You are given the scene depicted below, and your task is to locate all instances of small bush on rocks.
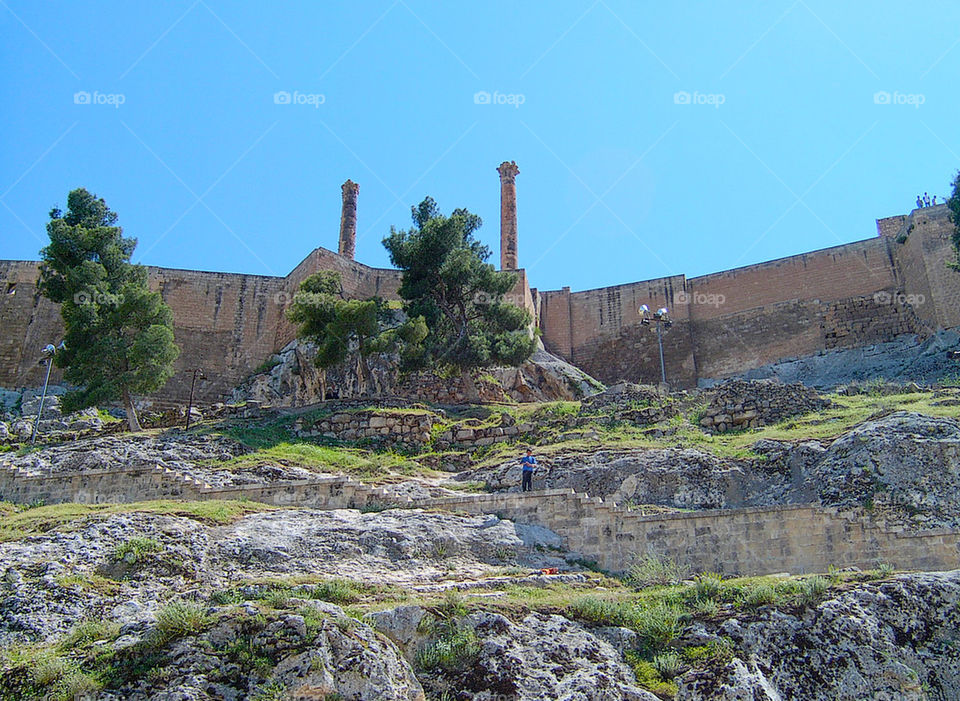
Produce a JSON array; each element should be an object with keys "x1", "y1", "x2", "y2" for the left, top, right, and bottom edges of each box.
[
  {"x1": 416, "y1": 623, "x2": 480, "y2": 672},
  {"x1": 693, "y1": 572, "x2": 723, "y2": 601},
  {"x1": 653, "y1": 650, "x2": 685, "y2": 680},
  {"x1": 112, "y1": 536, "x2": 162, "y2": 563},
  {"x1": 626, "y1": 554, "x2": 688, "y2": 588},
  {"x1": 153, "y1": 601, "x2": 210, "y2": 645}
]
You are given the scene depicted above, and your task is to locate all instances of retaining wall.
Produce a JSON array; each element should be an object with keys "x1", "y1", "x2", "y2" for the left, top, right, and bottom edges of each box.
[
  {"x1": 418, "y1": 489, "x2": 960, "y2": 576},
  {"x1": 2, "y1": 462, "x2": 957, "y2": 576}
]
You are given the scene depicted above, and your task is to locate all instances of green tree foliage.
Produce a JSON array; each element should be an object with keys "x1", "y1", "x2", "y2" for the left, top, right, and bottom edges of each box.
[
  {"x1": 382, "y1": 197, "x2": 536, "y2": 399},
  {"x1": 286, "y1": 271, "x2": 426, "y2": 397},
  {"x1": 39, "y1": 188, "x2": 180, "y2": 431},
  {"x1": 948, "y1": 171, "x2": 960, "y2": 268}
]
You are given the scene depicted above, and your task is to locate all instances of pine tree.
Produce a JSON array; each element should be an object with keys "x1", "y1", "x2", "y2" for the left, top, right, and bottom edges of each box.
[{"x1": 39, "y1": 188, "x2": 180, "y2": 431}]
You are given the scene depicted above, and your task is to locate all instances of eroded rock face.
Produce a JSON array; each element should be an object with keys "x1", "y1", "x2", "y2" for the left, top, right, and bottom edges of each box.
[
  {"x1": 678, "y1": 571, "x2": 960, "y2": 700},
  {"x1": 94, "y1": 606, "x2": 425, "y2": 701},
  {"x1": 234, "y1": 339, "x2": 602, "y2": 407},
  {"x1": 800, "y1": 412, "x2": 960, "y2": 527},
  {"x1": 420, "y1": 611, "x2": 658, "y2": 701},
  {"x1": 0, "y1": 508, "x2": 568, "y2": 646},
  {"x1": 468, "y1": 411, "x2": 960, "y2": 529},
  {"x1": 467, "y1": 448, "x2": 777, "y2": 511}
]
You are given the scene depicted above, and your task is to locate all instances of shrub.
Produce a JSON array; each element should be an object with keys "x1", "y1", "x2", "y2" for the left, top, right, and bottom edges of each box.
[
  {"x1": 632, "y1": 602, "x2": 684, "y2": 649},
  {"x1": 653, "y1": 650, "x2": 684, "y2": 680},
  {"x1": 740, "y1": 583, "x2": 776, "y2": 608},
  {"x1": 624, "y1": 652, "x2": 678, "y2": 697},
  {"x1": 311, "y1": 579, "x2": 362, "y2": 604},
  {"x1": 797, "y1": 576, "x2": 830, "y2": 605},
  {"x1": 438, "y1": 589, "x2": 469, "y2": 619},
  {"x1": 568, "y1": 596, "x2": 628, "y2": 626},
  {"x1": 415, "y1": 624, "x2": 480, "y2": 671},
  {"x1": 626, "y1": 554, "x2": 687, "y2": 588},
  {"x1": 112, "y1": 536, "x2": 162, "y2": 563},
  {"x1": 693, "y1": 572, "x2": 723, "y2": 601},
  {"x1": 153, "y1": 601, "x2": 210, "y2": 644}
]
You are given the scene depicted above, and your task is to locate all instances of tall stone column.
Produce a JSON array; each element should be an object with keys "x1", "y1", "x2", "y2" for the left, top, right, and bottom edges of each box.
[
  {"x1": 497, "y1": 161, "x2": 519, "y2": 270},
  {"x1": 338, "y1": 179, "x2": 359, "y2": 260}
]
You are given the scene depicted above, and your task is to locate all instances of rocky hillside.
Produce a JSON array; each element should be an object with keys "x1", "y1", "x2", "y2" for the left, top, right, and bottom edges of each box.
[
  {"x1": 233, "y1": 338, "x2": 603, "y2": 406},
  {"x1": 4, "y1": 380, "x2": 960, "y2": 698},
  {"x1": 1, "y1": 501, "x2": 958, "y2": 700}
]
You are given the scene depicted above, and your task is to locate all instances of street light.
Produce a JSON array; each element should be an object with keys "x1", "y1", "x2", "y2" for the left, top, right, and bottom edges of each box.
[
  {"x1": 185, "y1": 368, "x2": 204, "y2": 430},
  {"x1": 639, "y1": 306, "x2": 672, "y2": 385},
  {"x1": 31, "y1": 341, "x2": 66, "y2": 444}
]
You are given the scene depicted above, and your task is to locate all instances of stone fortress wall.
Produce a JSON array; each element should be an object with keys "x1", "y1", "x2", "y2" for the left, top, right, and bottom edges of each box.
[
  {"x1": 2, "y1": 162, "x2": 958, "y2": 400},
  {"x1": 536, "y1": 205, "x2": 960, "y2": 386}
]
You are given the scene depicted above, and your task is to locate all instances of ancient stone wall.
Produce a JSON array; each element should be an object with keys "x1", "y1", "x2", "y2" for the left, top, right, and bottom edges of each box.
[
  {"x1": 3, "y1": 204, "x2": 958, "y2": 399},
  {"x1": 418, "y1": 490, "x2": 960, "y2": 576},
  {"x1": 537, "y1": 209, "x2": 956, "y2": 387},
  {"x1": 0, "y1": 248, "x2": 406, "y2": 406},
  {"x1": 4, "y1": 463, "x2": 956, "y2": 576}
]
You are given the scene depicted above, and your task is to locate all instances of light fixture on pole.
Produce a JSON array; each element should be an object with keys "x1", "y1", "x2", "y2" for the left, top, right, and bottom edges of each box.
[
  {"x1": 185, "y1": 368, "x2": 204, "y2": 430},
  {"x1": 31, "y1": 341, "x2": 66, "y2": 444},
  {"x1": 639, "y1": 306, "x2": 672, "y2": 385}
]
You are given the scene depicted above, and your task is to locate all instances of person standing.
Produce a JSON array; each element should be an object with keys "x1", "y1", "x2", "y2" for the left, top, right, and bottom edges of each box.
[{"x1": 520, "y1": 448, "x2": 537, "y2": 492}]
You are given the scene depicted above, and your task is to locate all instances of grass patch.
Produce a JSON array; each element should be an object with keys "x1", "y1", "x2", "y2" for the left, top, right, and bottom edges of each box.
[
  {"x1": 112, "y1": 536, "x2": 162, "y2": 563},
  {"x1": 152, "y1": 600, "x2": 210, "y2": 645},
  {"x1": 55, "y1": 572, "x2": 122, "y2": 596},
  {"x1": 415, "y1": 621, "x2": 481, "y2": 672},
  {"x1": 0, "y1": 500, "x2": 276, "y2": 542},
  {"x1": 207, "y1": 441, "x2": 434, "y2": 483}
]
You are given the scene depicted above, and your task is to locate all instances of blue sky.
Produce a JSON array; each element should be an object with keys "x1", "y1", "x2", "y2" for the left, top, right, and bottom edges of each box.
[{"x1": 2, "y1": 1, "x2": 958, "y2": 293}]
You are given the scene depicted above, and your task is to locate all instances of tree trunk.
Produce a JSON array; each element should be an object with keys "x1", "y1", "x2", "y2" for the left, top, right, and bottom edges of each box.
[
  {"x1": 320, "y1": 368, "x2": 327, "y2": 403},
  {"x1": 460, "y1": 368, "x2": 480, "y2": 403},
  {"x1": 356, "y1": 355, "x2": 366, "y2": 396},
  {"x1": 123, "y1": 388, "x2": 142, "y2": 432}
]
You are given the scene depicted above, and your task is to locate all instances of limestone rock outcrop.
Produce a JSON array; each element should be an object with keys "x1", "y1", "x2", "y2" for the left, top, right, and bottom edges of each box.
[
  {"x1": 234, "y1": 339, "x2": 602, "y2": 407},
  {"x1": 679, "y1": 571, "x2": 960, "y2": 700}
]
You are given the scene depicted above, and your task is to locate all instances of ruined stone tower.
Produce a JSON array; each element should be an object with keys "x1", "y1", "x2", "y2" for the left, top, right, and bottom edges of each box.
[
  {"x1": 338, "y1": 179, "x2": 359, "y2": 260},
  {"x1": 497, "y1": 161, "x2": 519, "y2": 270}
]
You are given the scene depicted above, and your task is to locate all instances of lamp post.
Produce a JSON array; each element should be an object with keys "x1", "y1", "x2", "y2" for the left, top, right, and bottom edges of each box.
[
  {"x1": 31, "y1": 341, "x2": 65, "y2": 444},
  {"x1": 639, "y1": 306, "x2": 672, "y2": 386},
  {"x1": 185, "y1": 368, "x2": 204, "y2": 430}
]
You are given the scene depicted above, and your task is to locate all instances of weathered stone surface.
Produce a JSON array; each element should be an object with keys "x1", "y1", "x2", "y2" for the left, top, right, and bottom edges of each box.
[
  {"x1": 420, "y1": 611, "x2": 657, "y2": 701},
  {"x1": 678, "y1": 571, "x2": 960, "y2": 700},
  {"x1": 235, "y1": 339, "x2": 602, "y2": 407}
]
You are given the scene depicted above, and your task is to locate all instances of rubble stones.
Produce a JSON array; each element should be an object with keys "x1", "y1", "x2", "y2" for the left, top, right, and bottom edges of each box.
[{"x1": 700, "y1": 379, "x2": 831, "y2": 432}]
